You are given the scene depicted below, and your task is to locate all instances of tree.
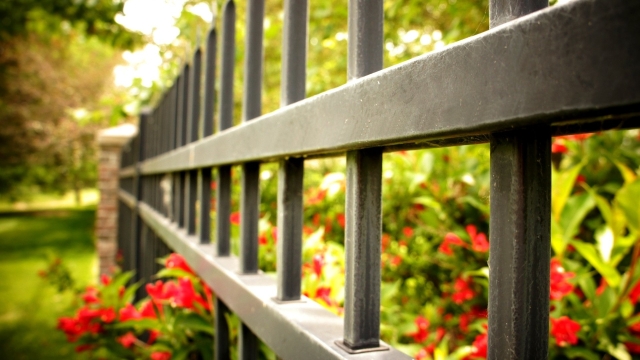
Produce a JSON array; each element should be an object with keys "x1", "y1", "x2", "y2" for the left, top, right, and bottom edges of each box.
[{"x1": 0, "y1": 0, "x2": 140, "y2": 201}]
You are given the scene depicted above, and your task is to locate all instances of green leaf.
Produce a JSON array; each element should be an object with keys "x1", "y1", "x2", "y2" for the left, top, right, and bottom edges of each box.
[
  {"x1": 615, "y1": 180, "x2": 640, "y2": 232},
  {"x1": 413, "y1": 196, "x2": 442, "y2": 211},
  {"x1": 563, "y1": 347, "x2": 602, "y2": 360},
  {"x1": 174, "y1": 313, "x2": 214, "y2": 335},
  {"x1": 607, "y1": 342, "x2": 632, "y2": 360},
  {"x1": 552, "y1": 163, "x2": 584, "y2": 221},
  {"x1": 559, "y1": 193, "x2": 595, "y2": 241},
  {"x1": 570, "y1": 241, "x2": 621, "y2": 287},
  {"x1": 577, "y1": 275, "x2": 596, "y2": 302},
  {"x1": 613, "y1": 160, "x2": 637, "y2": 185},
  {"x1": 551, "y1": 218, "x2": 566, "y2": 256}
]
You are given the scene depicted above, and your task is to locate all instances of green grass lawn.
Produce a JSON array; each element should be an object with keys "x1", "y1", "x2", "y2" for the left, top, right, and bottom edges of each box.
[{"x1": 0, "y1": 207, "x2": 97, "y2": 359}]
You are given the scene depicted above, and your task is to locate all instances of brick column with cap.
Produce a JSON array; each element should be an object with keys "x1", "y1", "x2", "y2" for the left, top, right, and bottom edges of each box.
[{"x1": 96, "y1": 124, "x2": 137, "y2": 276}]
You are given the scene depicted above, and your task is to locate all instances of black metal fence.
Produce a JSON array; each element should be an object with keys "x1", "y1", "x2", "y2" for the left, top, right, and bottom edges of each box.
[{"x1": 117, "y1": 0, "x2": 640, "y2": 358}]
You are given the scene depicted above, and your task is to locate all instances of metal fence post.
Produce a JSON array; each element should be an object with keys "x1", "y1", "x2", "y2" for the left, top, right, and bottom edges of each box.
[
  {"x1": 275, "y1": 0, "x2": 308, "y2": 303},
  {"x1": 488, "y1": 0, "x2": 550, "y2": 359},
  {"x1": 339, "y1": 0, "x2": 386, "y2": 353}
]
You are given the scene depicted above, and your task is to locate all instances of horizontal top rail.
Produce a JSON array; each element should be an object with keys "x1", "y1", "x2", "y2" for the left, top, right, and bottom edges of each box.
[{"x1": 121, "y1": 0, "x2": 640, "y2": 177}]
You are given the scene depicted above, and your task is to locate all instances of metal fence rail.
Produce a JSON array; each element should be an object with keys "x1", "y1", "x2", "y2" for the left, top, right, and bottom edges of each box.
[{"x1": 117, "y1": 0, "x2": 640, "y2": 358}]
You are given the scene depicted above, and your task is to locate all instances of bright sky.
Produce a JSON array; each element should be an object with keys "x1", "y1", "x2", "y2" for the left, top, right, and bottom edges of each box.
[{"x1": 113, "y1": 0, "x2": 213, "y2": 88}]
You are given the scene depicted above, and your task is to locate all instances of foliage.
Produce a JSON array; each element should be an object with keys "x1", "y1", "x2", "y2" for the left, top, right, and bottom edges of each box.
[
  {"x1": 211, "y1": 131, "x2": 640, "y2": 360},
  {"x1": 54, "y1": 254, "x2": 215, "y2": 359},
  {"x1": 0, "y1": 0, "x2": 141, "y2": 201}
]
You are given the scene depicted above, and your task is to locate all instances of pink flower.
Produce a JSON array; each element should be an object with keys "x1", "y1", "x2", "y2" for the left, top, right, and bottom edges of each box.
[{"x1": 550, "y1": 316, "x2": 581, "y2": 346}]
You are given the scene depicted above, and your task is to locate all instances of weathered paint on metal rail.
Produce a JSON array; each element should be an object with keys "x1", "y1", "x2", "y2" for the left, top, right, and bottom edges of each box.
[{"x1": 128, "y1": 0, "x2": 639, "y2": 176}]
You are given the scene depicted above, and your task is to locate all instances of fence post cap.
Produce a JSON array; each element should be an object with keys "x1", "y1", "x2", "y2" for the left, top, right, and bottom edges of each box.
[{"x1": 97, "y1": 123, "x2": 138, "y2": 147}]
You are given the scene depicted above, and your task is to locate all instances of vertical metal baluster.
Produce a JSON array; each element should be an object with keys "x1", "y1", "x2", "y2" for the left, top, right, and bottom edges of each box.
[
  {"x1": 173, "y1": 74, "x2": 183, "y2": 225},
  {"x1": 131, "y1": 112, "x2": 148, "y2": 299},
  {"x1": 216, "y1": 0, "x2": 235, "y2": 258},
  {"x1": 339, "y1": 0, "x2": 385, "y2": 353},
  {"x1": 199, "y1": 22, "x2": 216, "y2": 244},
  {"x1": 214, "y1": 4, "x2": 234, "y2": 359},
  {"x1": 488, "y1": 1, "x2": 549, "y2": 359},
  {"x1": 275, "y1": 0, "x2": 308, "y2": 302},
  {"x1": 179, "y1": 65, "x2": 190, "y2": 229},
  {"x1": 239, "y1": 0, "x2": 264, "y2": 358},
  {"x1": 185, "y1": 47, "x2": 202, "y2": 236}
]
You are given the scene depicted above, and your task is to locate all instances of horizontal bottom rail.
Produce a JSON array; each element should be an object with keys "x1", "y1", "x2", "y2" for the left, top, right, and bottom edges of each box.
[{"x1": 118, "y1": 190, "x2": 410, "y2": 360}]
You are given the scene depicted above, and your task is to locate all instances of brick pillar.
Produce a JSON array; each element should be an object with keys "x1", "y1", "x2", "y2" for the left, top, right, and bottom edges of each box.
[{"x1": 96, "y1": 124, "x2": 137, "y2": 277}]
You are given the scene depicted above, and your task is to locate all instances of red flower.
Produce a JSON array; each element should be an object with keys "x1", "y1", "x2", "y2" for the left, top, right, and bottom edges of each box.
[
  {"x1": 409, "y1": 315, "x2": 429, "y2": 343},
  {"x1": 259, "y1": 235, "x2": 268, "y2": 245},
  {"x1": 271, "y1": 227, "x2": 278, "y2": 243},
  {"x1": 337, "y1": 213, "x2": 346, "y2": 228},
  {"x1": 146, "y1": 280, "x2": 176, "y2": 302},
  {"x1": 439, "y1": 233, "x2": 466, "y2": 255},
  {"x1": 550, "y1": 316, "x2": 581, "y2": 346},
  {"x1": 210, "y1": 181, "x2": 217, "y2": 190},
  {"x1": 100, "y1": 274, "x2": 111, "y2": 286},
  {"x1": 82, "y1": 286, "x2": 100, "y2": 304},
  {"x1": 165, "y1": 253, "x2": 195, "y2": 275},
  {"x1": 381, "y1": 233, "x2": 391, "y2": 252},
  {"x1": 470, "y1": 332, "x2": 488, "y2": 358},
  {"x1": 173, "y1": 277, "x2": 210, "y2": 311},
  {"x1": 100, "y1": 307, "x2": 116, "y2": 323},
  {"x1": 148, "y1": 329, "x2": 160, "y2": 344},
  {"x1": 119, "y1": 303, "x2": 141, "y2": 322},
  {"x1": 625, "y1": 342, "x2": 640, "y2": 354},
  {"x1": 452, "y1": 277, "x2": 475, "y2": 304},
  {"x1": 435, "y1": 327, "x2": 446, "y2": 341},
  {"x1": 403, "y1": 227, "x2": 414, "y2": 238},
  {"x1": 230, "y1": 212, "x2": 240, "y2": 225},
  {"x1": 140, "y1": 300, "x2": 162, "y2": 319},
  {"x1": 389, "y1": 255, "x2": 402, "y2": 267},
  {"x1": 75, "y1": 344, "x2": 94, "y2": 353},
  {"x1": 315, "y1": 287, "x2": 334, "y2": 306},
  {"x1": 550, "y1": 258, "x2": 574, "y2": 300},
  {"x1": 150, "y1": 351, "x2": 172, "y2": 360},
  {"x1": 312, "y1": 254, "x2": 324, "y2": 277},
  {"x1": 117, "y1": 332, "x2": 137, "y2": 348},
  {"x1": 557, "y1": 133, "x2": 593, "y2": 141},
  {"x1": 459, "y1": 312, "x2": 471, "y2": 332},
  {"x1": 629, "y1": 281, "x2": 640, "y2": 304},
  {"x1": 466, "y1": 225, "x2": 489, "y2": 253},
  {"x1": 596, "y1": 278, "x2": 607, "y2": 296},
  {"x1": 551, "y1": 139, "x2": 568, "y2": 154}
]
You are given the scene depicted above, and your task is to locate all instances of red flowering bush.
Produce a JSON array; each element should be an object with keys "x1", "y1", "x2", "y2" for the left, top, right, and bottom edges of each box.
[
  {"x1": 232, "y1": 130, "x2": 640, "y2": 359},
  {"x1": 55, "y1": 255, "x2": 215, "y2": 359}
]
